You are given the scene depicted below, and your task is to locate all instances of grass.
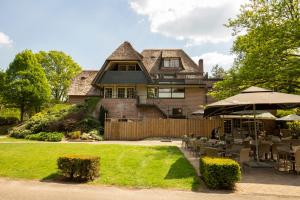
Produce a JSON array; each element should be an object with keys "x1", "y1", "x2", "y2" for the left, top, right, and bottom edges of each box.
[
  {"x1": 0, "y1": 136, "x2": 38, "y2": 142},
  {"x1": 0, "y1": 143, "x2": 199, "y2": 190}
]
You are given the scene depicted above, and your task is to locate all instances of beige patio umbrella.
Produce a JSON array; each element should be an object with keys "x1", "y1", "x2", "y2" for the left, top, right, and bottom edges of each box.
[
  {"x1": 204, "y1": 86, "x2": 300, "y2": 161},
  {"x1": 222, "y1": 110, "x2": 277, "y2": 120},
  {"x1": 276, "y1": 114, "x2": 300, "y2": 121}
]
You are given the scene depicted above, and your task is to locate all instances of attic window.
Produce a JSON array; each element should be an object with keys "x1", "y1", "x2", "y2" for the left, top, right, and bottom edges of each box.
[
  {"x1": 80, "y1": 76, "x2": 86, "y2": 80},
  {"x1": 163, "y1": 58, "x2": 180, "y2": 68}
]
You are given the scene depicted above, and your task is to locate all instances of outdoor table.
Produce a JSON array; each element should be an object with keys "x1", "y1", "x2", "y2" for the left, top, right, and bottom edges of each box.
[{"x1": 277, "y1": 146, "x2": 296, "y2": 172}]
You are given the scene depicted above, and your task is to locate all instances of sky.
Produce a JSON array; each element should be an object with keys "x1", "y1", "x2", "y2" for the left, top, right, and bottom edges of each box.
[{"x1": 0, "y1": 0, "x2": 247, "y2": 73}]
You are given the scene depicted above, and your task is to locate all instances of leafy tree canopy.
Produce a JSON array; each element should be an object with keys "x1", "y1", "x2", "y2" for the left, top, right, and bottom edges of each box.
[
  {"x1": 210, "y1": 0, "x2": 300, "y2": 100},
  {"x1": 36, "y1": 51, "x2": 81, "y2": 102},
  {"x1": 211, "y1": 64, "x2": 226, "y2": 79},
  {"x1": 3, "y1": 50, "x2": 51, "y2": 121}
]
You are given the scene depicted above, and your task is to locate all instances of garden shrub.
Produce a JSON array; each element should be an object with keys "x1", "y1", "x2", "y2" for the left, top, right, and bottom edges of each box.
[
  {"x1": 200, "y1": 157, "x2": 241, "y2": 189},
  {"x1": 25, "y1": 132, "x2": 64, "y2": 142},
  {"x1": 57, "y1": 155, "x2": 100, "y2": 182},
  {"x1": 67, "y1": 131, "x2": 81, "y2": 139},
  {"x1": 80, "y1": 129, "x2": 103, "y2": 141},
  {"x1": 0, "y1": 116, "x2": 19, "y2": 125},
  {"x1": 78, "y1": 116, "x2": 100, "y2": 132},
  {"x1": 9, "y1": 127, "x2": 32, "y2": 138}
]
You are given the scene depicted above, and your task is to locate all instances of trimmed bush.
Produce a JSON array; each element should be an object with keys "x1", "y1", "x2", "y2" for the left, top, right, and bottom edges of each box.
[
  {"x1": 25, "y1": 132, "x2": 64, "y2": 142},
  {"x1": 200, "y1": 157, "x2": 241, "y2": 189},
  {"x1": 57, "y1": 155, "x2": 100, "y2": 182}
]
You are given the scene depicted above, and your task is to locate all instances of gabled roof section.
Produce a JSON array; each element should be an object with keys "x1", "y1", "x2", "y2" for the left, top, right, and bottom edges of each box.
[
  {"x1": 107, "y1": 41, "x2": 143, "y2": 61},
  {"x1": 141, "y1": 49, "x2": 200, "y2": 74},
  {"x1": 92, "y1": 41, "x2": 152, "y2": 85},
  {"x1": 68, "y1": 70, "x2": 100, "y2": 96}
]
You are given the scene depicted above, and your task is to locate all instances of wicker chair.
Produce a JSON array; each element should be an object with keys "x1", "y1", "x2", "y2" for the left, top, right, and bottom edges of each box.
[
  {"x1": 203, "y1": 147, "x2": 219, "y2": 157},
  {"x1": 235, "y1": 148, "x2": 251, "y2": 171},
  {"x1": 258, "y1": 143, "x2": 271, "y2": 160},
  {"x1": 271, "y1": 143, "x2": 286, "y2": 160},
  {"x1": 182, "y1": 135, "x2": 189, "y2": 148},
  {"x1": 293, "y1": 150, "x2": 300, "y2": 174}
]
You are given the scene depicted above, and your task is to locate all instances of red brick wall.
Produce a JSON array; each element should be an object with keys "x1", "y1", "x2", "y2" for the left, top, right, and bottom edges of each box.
[{"x1": 147, "y1": 87, "x2": 206, "y2": 117}]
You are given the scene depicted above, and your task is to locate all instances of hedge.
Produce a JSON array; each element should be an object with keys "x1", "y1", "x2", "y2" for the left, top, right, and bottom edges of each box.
[
  {"x1": 200, "y1": 157, "x2": 241, "y2": 189},
  {"x1": 25, "y1": 132, "x2": 64, "y2": 142},
  {"x1": 57, "y1": 155, "x2": 100, "y2": 182}
]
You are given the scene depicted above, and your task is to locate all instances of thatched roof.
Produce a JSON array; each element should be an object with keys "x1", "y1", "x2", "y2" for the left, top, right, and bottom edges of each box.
[
  {"x1": 68, "y1": 70, "x2": 100, "y2": 96},
  {"x1": 141, "y1": 49, "x2": 200, "y2": 74},
  {"x1": 107, "y1": 41, "x2": 143, "y2": 61}
]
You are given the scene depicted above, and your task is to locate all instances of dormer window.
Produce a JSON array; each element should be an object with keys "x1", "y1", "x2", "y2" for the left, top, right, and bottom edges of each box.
[{"x1": 163, "y1": 58, "x2": 180, "y2": 68}]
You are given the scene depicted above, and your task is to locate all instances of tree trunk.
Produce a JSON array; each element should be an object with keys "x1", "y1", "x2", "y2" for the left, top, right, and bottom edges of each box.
[{"x1": 20, "y1": 105, "x2": 24, "y2": 122}]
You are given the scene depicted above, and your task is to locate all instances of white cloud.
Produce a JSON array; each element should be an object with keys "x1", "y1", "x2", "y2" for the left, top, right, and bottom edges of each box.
[
  {"x1": 130, "y1": 0, "x2": 247, "y2": 45},
  {"x1": 0, "y1": 32, "x2": 13, "y2": 47},
  {"x1": 192, "y1": 52, "x2": 235, "y2": 73}
]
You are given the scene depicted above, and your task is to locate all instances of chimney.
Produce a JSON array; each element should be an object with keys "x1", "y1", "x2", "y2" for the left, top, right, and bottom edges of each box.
[{"x1": 198, "y1": 59, "x2": 204, "y2": 75}]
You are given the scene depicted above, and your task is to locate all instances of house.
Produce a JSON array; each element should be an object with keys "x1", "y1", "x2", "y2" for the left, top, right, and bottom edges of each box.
[{"x1": 68, "y1": 41, "x2": 219, "y2": 119}]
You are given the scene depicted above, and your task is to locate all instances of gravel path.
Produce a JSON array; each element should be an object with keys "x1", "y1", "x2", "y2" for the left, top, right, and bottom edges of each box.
[{"x1": 0, "y1": 178, "x2": 298, "y2": 200}]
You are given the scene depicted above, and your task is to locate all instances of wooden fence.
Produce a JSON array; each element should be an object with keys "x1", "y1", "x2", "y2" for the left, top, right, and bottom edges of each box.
[{"x1": 104, "y1": 118, "x2": 224, "y2": 140}]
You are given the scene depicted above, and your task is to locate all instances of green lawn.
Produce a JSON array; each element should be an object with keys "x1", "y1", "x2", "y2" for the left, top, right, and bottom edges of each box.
[
  {"x1": 0, "y1": 136, "x2": 33, "y2": 142},
  {"x1": 0, "y1": 143, "x2": 199, "y2": 190}
]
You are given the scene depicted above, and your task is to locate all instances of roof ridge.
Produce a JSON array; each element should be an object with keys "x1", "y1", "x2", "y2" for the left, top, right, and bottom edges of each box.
[
  {"x1": 143, "y1": 48, "x2": 183, "y2": 51},
  {"x1": 107, "y1": 41, "x2": 142, "y2": 61}
]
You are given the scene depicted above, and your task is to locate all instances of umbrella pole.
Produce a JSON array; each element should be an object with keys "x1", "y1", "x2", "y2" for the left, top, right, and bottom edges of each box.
[{"x1": 254, "y1": 104, "x2": 259, "y2": 161}]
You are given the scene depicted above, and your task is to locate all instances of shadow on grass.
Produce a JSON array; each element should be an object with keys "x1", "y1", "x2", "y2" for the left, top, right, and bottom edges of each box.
[{"x1": 164, "y1": 157, "x2": 200, "y2": 191}]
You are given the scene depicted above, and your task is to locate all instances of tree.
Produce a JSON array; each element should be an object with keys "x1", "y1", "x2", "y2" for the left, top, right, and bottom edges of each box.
[
  {"x1": 36, "y1": 51, "x2": 81, "y2": 102},
  {"x1": 3, "y1": 50, "x2": 51, "y2": 121},
  {"x1": 211, "y1": 64, "x2": 226, "y2": 79},
  {"x1": 210, "y1": 0, "x2": 300, "y2": 100}
]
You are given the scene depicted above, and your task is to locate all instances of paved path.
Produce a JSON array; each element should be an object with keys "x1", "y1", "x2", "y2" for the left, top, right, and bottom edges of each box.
[{"x1": 0, "y1": 179, "x2": 298, "y2": 200}]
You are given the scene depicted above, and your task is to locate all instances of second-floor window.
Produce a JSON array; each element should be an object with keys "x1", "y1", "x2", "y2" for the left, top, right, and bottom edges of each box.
[
  {"x1": 147, "y1": 87, "x2": 185, "y2": 99},
  {"x1": 104, "y1": 88, "x2": 113, "y2": 98},
  {"x1": 163, "y1": 58, "x2": 180, "y2": 68},
  {"x1": 117, "y1": 87, "x2": 135, "y2": 98},
  {"x1": 117, "y1": 88, "x2": 126, "y2": 98}
]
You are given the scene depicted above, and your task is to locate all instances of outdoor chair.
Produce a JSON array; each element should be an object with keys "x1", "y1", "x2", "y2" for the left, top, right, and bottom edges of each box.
[
  {"x1": 271, "y1": 143, "x2": 286, "y2": 160},
  {"x1": 293, "y1": 150, "x2": 300, "y2": 174},
  {"x1": 182, "y1": 135, "x2": 189, "y2": 148},
  {"x1": 242, "y1": 141, "x2": 250, "y2": 148},
  {"x1": 275, "y1": 145, "x2": 293, "y2": 172},
  {"x1": 225, "y1": 144, "x2": 243, "y2": 158},
  {"x1": 203, "y1": 147, "x2": 220, "y2": 157},
  {"x1": 233, "y1": 148, "x2": 251, "y2": 172},
  {"x1": 258, "y1": 143, "x2": 271, "y2": 160}
]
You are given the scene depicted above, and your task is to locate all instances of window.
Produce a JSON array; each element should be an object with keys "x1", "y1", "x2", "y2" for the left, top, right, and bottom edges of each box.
[
  {"x1": 117, "y1": 88, "x2": 125, "y2": 98},
  {"x1": 172, "y1": 108, "x2": 183, "y2": 115},
  {"x1": 172, "y1": 88, "x2": 185, "y2": 98},
  {"x1": 159, "y1": 88, "x2": 172, "y2": 98},
  {"x1": 117, "y1": 64, "x2": 137, "y2": 71},
  {"x1": 127, "y1": 65, "x2": 136, "y2": 71},
  {"x1": 104, "y1": 88, "x2": 113, "y2": 98},
  {"x1": 163, "y1": 58, "x2": 180, "y2": 68},
  {"x1": 147, "y1": 87, "x2": 158, "y2": 98},
  {"x1": 127, "y1": 88, "x2": 135, "y2": 98},
  {"x1": 118, "y1": 65, "x2": 127, "y2": 71},
  {"x1": 163, "y1": 74, "x2": 175, "y2": 79}
]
